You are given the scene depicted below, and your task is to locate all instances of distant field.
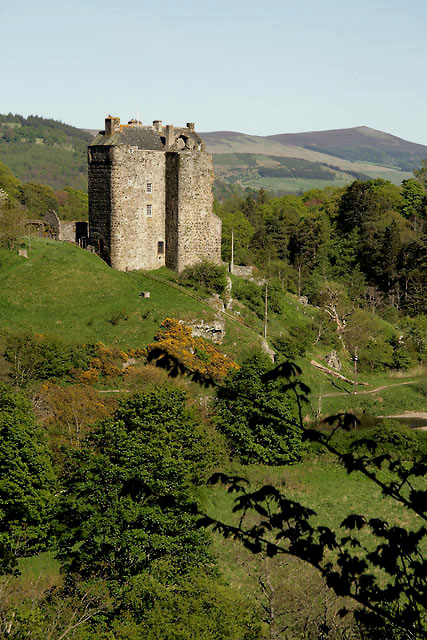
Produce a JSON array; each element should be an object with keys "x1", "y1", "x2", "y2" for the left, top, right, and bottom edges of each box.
[
  {"x1": 357, "y1": 164, "x2": 412, "y2": 184},
  {"x1": 237, "y1": 176, "x2": 352, "y2": 193},
  {"x1": 212, "y1": 151, "x2": 411, "y2": 194}
]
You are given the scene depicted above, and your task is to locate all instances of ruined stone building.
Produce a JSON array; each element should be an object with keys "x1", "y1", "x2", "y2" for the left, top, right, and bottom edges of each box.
[
  {"x1": 26, "y1": 210, "x2": 88, "y2": 244},
  {"x1": 88, "y1": 116, "x2": 222, "y2": 272}
]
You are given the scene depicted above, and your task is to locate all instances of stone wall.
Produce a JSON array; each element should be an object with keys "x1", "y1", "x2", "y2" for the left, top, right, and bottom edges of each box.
[
  {"x1": 88, "y1": 146, "x2": 112, "y2": 262},
  {"x1": 44, "y1": 210, "x2": 60, "y2": 237},
  {"x1": 109, "y1": 147, "x2": 166, "y2": 271},
  {"x1": 167, "y1": 151, "x2": 221, "y2": 272},
  {"x1": 88, "y1": 132, "x2": 221, "y2": 273},
  {"x1": 58, "y1": 221, "x2": 77, "y2": 242},
  {"x1": 231, "y1": 265, "x2": 253, "y2": 279}
]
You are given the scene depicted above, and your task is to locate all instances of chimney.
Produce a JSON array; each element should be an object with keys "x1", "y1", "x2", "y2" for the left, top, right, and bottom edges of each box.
[
  {"x1": 165, "y1": 124, "x2": 175, "y2": 147},
  {"x1": 105, "y1": 116, "x2": 120, "y2": 136},
  {"x1": 186, "y1": 122, "x2": 195, "y2": 132},
  {"x1": 153, "y1": 120, "x2": 163, "y2": 132}
]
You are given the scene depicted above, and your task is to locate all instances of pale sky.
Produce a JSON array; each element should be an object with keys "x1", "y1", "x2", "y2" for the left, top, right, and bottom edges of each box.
[{"x1": 2, "y1": 0, "x2": 426, "y2": 144}]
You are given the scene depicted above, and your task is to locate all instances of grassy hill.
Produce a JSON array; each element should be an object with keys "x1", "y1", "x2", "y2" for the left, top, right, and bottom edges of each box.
[
  {"x1": 267, "y1": 126, "x2": 427, "y2": 171},
  {"x1": 0, "y1": 238, "x2": 260, "y2": 362},
  {"x1": 1, "y1": 238, "x2": 425, "y2": 420}
]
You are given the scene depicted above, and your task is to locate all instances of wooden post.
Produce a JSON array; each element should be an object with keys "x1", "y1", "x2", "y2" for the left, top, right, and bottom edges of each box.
[
  {"x1": 264, "y1": 281, "x2": 268, "y2": 339},
  {"x1": 230, "y1": 228, "x2": 234, "y2": 274},
  {"x1": 353, "y1": 348, "x2": 358, "y2": 395}
]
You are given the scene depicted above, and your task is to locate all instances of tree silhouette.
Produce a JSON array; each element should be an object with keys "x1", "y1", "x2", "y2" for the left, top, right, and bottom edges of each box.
[{"x1": 200, "y1": 363, "x2": 427, "y2": 639}]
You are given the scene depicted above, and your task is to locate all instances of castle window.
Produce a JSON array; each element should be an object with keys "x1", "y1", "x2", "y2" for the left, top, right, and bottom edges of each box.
[
  {"x1": 157, "y1": 241, "x2": 164, "y2": 254},
  {"x1": 146, "y1": 204, "x2": 152, "y2": 217},
  {"x1": 147, "y1": 183, "x2": 152, "y2": 193}
]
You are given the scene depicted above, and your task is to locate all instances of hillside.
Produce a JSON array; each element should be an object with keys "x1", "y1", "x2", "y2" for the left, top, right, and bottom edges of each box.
[
  {"x1": 0, "y1": 237, "x2": 425, "y2": 420},
  {"x1": 1, "y1": 114, "x2": 425, "y2": 195},
  {"x1": 0, "y1": 114, "x2": 91, "y2": 190},
  {"x1": 202, "y1": 126, "x2": 427, "y2": 193},
  {"x1": 0, "y1": 238, "x2": 260, "y2": 362},
  {"x1": 267, "y1": 126, "x2": 427, "y2": 171}
]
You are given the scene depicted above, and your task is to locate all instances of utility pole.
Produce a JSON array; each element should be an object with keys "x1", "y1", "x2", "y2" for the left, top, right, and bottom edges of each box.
[
  {"x1": 230, "y1": 228, "x2": 234, "y2": 274},
  {"x1": 353, "y1": 348, "x2": 358, "y2": 395},
  {"x1": 264, "y1": 281, "x2": 268, "y2": 339}
]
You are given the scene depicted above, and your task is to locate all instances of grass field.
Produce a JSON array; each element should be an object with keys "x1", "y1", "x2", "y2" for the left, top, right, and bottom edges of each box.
[
  {"x1": 198, "y1": 451, "x2": 426, "y2": 636},
  {"x1": 238, "y1": 176, "x2": 352, "y2": 194}
]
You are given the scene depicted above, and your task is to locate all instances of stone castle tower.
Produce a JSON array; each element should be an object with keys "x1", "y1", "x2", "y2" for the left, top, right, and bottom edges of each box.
[{"x1": 88, "y1": 116, "x2": 222, "y2": 272}]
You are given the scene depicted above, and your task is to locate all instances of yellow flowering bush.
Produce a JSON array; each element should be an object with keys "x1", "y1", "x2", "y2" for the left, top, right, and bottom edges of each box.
[{"x1": 146, "y1": 318, "x2": 239, "y2": 385}]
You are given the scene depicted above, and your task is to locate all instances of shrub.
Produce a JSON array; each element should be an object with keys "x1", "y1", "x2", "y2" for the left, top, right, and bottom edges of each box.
[
  {"x1": 0, "y1": 384, "x2": 56, "y2": 574},
  {"x1": 232, "y1": 278, "x2": 263, "y2": 318},
  {"x1": 214, "y1": 354, "x2": 302, "y2": 464},
  {"x1": 180, "y1": 260, "x2": 228, "y2": 296},
  {"x1": 4, "y1": 334, "x2": 94, "y2": 386},
  {"x1": 146, "y1": 318, "x2": 238, "y2": 385}
]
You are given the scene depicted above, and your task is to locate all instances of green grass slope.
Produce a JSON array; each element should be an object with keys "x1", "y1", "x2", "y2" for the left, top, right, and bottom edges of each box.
[{"x1": 0, "y1": 238, "x2": 259, "y2": 359}]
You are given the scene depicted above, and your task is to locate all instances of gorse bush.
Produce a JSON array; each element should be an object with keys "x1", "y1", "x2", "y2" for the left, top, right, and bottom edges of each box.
[{"x1": 146, "y1": 318, "x2": 239, "y2": 385}]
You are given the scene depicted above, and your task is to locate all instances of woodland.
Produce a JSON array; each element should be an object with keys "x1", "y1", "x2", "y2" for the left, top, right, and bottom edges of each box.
[{"x1": 0, "y1": 138, "x2": 426, "y2": 638}]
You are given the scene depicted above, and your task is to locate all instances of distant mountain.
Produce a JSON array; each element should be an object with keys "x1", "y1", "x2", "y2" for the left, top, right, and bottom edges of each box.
[
  {"x1": 1, "y1": 114, "x2": 426, "y2": 196},
  {"x1": 200, "y1": 126, "x2": 427, "y2": 194},
  {"x1": 266, "y1": 126, "x2": 427, "y2": 171}
]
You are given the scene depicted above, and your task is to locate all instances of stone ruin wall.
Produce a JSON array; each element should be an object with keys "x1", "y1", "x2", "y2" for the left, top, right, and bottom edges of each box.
[
  {"x1": 166, "y1": 151, "x2": 221, "y2": 272},
  {"x1": 58, "y1": 221, "x2": 77, "y2": 242},
  {"x1": 109, "y1": 147, "x2": 166, "y2": 271}
]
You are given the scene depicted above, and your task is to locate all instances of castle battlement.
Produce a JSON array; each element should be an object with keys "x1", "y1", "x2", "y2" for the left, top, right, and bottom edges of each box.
[{"x1": 88, "y1": 115, "x2": 221, "y2": 272}]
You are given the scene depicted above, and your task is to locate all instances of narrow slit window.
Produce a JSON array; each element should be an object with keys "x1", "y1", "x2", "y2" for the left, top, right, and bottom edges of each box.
[
  {"x1": 146, "y1": 204, "x2": 152, "y2": 217},
  {"x1": 157, "y1": 241, "x2": 164, "y2": 254},
  {"x1": 147, "y1": 182, "x2": 152, "y2": 193}
]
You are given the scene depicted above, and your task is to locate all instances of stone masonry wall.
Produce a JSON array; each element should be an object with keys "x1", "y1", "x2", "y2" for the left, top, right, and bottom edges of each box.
[
  {"x1": 88, "y1": 146, "x2": 112, "y2": 262},
  {"x1": 89, "y1": 131, "x2": 221, "y2": 273},
  {"x1": 58, "y1": 221, "x2": 77, "y2": 242},
  {"x1": 109, "y1": 147, "x2": 166, "y2": 271},
  {"x1": 166, "y1": 151, "x2": 221, "y2": 272},
  {"x1": 165, "y1": 153, "x2": 179, "y2": 270}
]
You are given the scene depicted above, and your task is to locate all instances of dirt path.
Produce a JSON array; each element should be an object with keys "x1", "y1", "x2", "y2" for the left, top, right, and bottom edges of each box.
[{"x1": 319, "y1": 380, "x2": 416, "y2": 398}]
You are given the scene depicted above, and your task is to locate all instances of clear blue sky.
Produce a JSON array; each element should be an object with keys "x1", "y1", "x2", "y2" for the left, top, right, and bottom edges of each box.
[{"x1": 2, "y1": 0, "x2": 426, "y2": 144}]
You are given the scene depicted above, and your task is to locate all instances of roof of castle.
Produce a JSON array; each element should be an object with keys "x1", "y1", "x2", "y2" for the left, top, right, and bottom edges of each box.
[
  {"x1": 90, "y1": 126, "x2": 165, "y2": 150},
  {"x1": 90, "y1": 125, "x2": 204, "y2": 151}
]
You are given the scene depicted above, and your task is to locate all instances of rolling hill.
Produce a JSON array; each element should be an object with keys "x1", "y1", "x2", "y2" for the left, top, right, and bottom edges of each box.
[
  {"x1": 1, "y1": 113, "x2": 426, "y2": 195},
  {"x1": 202, "y1": 126, "x2": 427, "y2": 193}
]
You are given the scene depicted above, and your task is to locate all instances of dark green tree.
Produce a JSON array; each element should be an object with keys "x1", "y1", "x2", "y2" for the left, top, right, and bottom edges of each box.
[
  {"x1": 400, "y1": 178, "x2": 426, "y2": 220},
  {"x1": 57, "y1": 186, "x2": 88, "y2": 221},
  {"x1": 56, "y1": 386, "x2": 215, "y2": 582},
  {"x1": 214, "y1": 355, "x2": 303, "y2": 465},
  {"x1": 18, "y1": 182, "x2": 58, "y2": 218},
  {"x1": 0, "y1": 384, "x2": 55, "y2": 574}
]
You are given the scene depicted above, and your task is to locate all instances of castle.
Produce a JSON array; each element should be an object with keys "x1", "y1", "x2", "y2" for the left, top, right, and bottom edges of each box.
[{"x1": 88, "y1": 116, "x2": 222, "y2": 272}]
